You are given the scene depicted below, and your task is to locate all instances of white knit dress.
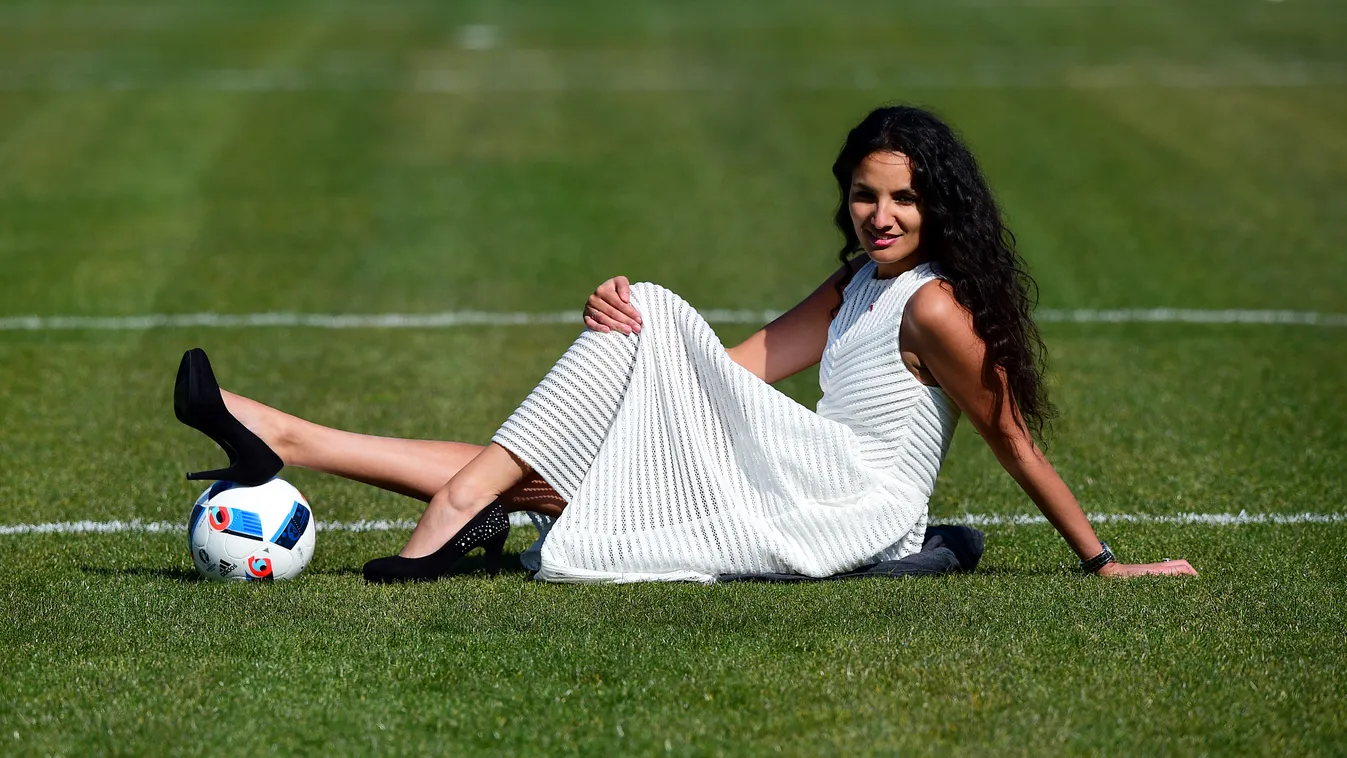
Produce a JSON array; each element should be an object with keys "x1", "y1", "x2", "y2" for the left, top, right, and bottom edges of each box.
[{"x1": 493, "y1": 260, "x2": 960, "y2": 583}]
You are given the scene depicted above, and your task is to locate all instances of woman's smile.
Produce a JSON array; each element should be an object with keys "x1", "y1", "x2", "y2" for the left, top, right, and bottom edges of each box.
[{"x1": 865, "y1": 229, "x2": 904, "y2": 248}]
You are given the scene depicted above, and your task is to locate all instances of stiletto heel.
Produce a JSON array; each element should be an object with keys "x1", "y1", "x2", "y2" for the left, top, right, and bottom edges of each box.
[
  {"x1": 483, "y1": 529, "x2": 508, "y2": 577},
  {"x1": 363, "y1": 502, "x2": 511, "y2": 584},
  {"x1": 174, "y1": 348, "x2": 283, "y2": 487}
]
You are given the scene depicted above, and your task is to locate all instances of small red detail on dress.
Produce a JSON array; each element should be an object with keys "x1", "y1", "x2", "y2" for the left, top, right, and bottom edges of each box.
[{"x1": 868, "y1": 304, "x2": 874, "y2": 311}]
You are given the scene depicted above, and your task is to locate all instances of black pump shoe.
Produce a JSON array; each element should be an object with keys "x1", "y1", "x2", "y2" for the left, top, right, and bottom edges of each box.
[
  {"x1": 363, "y1": 503, "x2": 510, "y2": 583},
  {"x1": 174, "y1": 348, "x2": 283, "y2": 487}
]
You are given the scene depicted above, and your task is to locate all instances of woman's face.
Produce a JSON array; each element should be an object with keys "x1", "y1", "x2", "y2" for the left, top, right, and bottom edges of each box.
[{"x1": 848, "y1": 151, "x2": 923, "y2": 274}]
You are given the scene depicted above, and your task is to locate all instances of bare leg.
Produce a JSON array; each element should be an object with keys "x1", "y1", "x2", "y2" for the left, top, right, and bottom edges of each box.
[
  {"x1": 219, "y1": 390, "x2": 565, "y2": 518},
  {"x1": 400, "y1": 443, "x2": 532, "y2": 558}
]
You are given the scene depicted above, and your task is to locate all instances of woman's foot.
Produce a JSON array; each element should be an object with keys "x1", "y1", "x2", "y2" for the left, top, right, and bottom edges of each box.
[
  {"x1": 218, "y1": 389, "x2": 296, "y2": 464},
  {"x1": 174, "y1": 348, "x2": 284, "y2": 486},
  {"x1": 363, "y1": 501, "x2": 510, "y2": 583}
]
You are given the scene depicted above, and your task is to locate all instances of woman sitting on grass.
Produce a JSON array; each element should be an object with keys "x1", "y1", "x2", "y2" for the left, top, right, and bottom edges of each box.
[{"x1": 174, "y1": 105, "x2": 1197, "y2": 583}]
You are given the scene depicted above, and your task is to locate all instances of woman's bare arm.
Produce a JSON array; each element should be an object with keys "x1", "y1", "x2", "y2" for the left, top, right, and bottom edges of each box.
[
  {"x1": 583, "y1": 261, "x2": 862, "y2": 385},
  {"x1": 903, "y1": 281, "x2": 1197, "y2": 578},
  {"x1": 726, "y1": 261, "x2": 863, "y2": 384}
]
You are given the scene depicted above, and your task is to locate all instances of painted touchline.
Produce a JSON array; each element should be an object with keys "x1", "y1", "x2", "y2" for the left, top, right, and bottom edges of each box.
[
  {"x1": 0, "y1": 308, "x2": 1345, "y2": 331},
  {"x1": 1, "y1": 510, "x2": 1344, "y2": 536}
]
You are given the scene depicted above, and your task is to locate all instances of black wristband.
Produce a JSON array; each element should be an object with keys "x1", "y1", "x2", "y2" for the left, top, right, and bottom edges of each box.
[{"x1": 1079, "y1": 542, "x2": 1115, "y2": 574}]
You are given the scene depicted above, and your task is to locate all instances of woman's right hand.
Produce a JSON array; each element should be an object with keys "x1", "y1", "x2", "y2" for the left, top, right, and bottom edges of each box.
[
  {"x1": 583, "y1": 276, "x2": 643, "y2": 335},
  {"x1": 1096, "y1": 559, "x2": 1199, "y2": 578}
]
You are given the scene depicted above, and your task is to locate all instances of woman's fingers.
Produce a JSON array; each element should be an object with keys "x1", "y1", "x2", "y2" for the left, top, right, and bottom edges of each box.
[
  {"x1": 1136, "y1": 560, "x2": 1197, "y2": 576},
  {"x1": 587, "y1": 296, "x2": 637, "y2": 334},
  {"x1": 601, "y1": 278, "x2": 642, "y2": 327},
  {"x1": 582, "y1": 314, "x2": 610, "y2": 333},
  {"x1": 591, "y1": 292, "x2": 641, "y2": 333},
  {"x1": 585, "y1": 306, "x2": 620, "y2": 333},
  {"x1": 583, "y1": 276, "x2": 643, "y2": 334},
  {"x1": 1160, "y1": 559, "x2": 1198, "y2": 576}
]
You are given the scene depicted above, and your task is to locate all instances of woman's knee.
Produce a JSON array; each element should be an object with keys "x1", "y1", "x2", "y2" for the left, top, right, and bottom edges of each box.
[
  {"x1": 626, "y1": 281, "x2": 662, "y2": 311},
  {"x1": 500, "y1": 475, "x2": 566, "y2": 517},
  {"x1": 625, "y1": 281, "x2": 695, "y2": 325},
  {"x1": 430, "y1": 474, "x2": 496, "y2": 513}
]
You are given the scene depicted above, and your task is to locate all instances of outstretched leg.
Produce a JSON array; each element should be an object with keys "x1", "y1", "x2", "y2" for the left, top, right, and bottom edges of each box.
[{"x1": 220, "y1": 390, "x2": 565, "y2": 518}]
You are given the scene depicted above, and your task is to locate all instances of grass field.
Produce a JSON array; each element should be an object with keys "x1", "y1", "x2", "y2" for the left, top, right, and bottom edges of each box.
[{"x1": 2, "y1": 1, "x2": 1346, "y2": 755}]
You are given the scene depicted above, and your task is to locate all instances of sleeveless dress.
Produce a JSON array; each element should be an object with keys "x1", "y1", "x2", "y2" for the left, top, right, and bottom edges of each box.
[{"x1": 493, "y1": 260, "x2": 960, "y2": 583}]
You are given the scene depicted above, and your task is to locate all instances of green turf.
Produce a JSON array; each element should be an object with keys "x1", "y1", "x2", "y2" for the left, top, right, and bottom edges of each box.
[
  {"x1": 1, "y1": 1, "x2": 1345, "y2": 755},
  {"x1": 3, "y1": 526, "x2": 1344, "y2": 756}
]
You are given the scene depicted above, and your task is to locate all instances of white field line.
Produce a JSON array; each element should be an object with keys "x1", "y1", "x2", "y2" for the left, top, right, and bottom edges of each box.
[
  {"x1": 1, "y1": 308, "x2": 1345, "y2": 332},
  {"x1": 1037, "y1": 308, "x2": 1347, "y2": 327},
  {"x1": 2, "y1": 510, "x2": 1344, "y2": 537},
  {"x1": 945, "y1": 511, "x2": 1347, "y2": 526}
]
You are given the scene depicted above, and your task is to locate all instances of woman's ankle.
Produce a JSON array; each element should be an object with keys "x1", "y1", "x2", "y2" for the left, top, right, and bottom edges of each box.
[
  {"x1": 398, "y1": 490, "x2": 494, "y2": 558},
  {"x1": 220, "y1": 390, "x2": 297, "y2": 465}
]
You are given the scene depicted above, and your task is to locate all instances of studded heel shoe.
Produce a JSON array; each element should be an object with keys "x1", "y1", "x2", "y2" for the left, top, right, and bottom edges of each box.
[{"x1": 362, "y1": 502, "x2": 510, "y2": 583}]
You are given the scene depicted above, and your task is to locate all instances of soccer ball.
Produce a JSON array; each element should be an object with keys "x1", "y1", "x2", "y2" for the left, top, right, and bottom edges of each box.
[{"x1": 188, "y1": 478, "x2": 316, "y2": 581}]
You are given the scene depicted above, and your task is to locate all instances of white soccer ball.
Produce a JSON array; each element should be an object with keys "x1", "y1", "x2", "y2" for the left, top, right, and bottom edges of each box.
[{"x1": 187, "y1": 478, "x2": 316, "y2": 581}]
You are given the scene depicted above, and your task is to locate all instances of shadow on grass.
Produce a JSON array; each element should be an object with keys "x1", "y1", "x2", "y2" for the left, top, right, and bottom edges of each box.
[
  {"x1": 77, "y1": 552, "x2": 530, "y2": 583},
  {"x1": 307, "y1": 551, "x2": 533, "y2": 579},
  {"x1": 77, "y1": 557, "x2": 1047, "y2": 583},
  {"x1": 80, "y1": 565, "x2": 203, "y2": 582}
]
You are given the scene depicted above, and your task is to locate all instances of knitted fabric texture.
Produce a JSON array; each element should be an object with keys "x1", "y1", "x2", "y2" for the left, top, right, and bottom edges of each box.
[{"x1": 493, "y1": 260, "x2": 959, "y2": 583}]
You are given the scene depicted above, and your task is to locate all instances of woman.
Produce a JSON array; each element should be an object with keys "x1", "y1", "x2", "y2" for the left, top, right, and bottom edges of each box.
[{"x1": 175, "y1": 105, "x2": 1197, "y2": 583}]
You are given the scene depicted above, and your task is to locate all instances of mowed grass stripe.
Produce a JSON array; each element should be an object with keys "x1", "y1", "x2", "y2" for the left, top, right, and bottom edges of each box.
[
  {"x1": 4, "y1": 4, "x2": 1347, "y2": 315},
  {"x1": 0, "y1": 12, "x2": 358, "y2": 318},
  {"x1": 3, "y1": 60, "x2": 1345, "y2": 91},
  {"x1": 6, "y1": 88, "x2": 1346, "y2": 313}
]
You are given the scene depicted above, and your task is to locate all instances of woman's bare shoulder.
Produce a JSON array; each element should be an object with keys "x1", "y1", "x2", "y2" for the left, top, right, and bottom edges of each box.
[{"x1": 904, "y1": 279, "x2": 977, "y2": 350}]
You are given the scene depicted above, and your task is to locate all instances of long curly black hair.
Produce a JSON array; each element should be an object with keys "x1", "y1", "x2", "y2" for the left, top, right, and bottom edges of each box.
[{"x1": 830, "y1": 105, "x2": 1055, "y2": 440}]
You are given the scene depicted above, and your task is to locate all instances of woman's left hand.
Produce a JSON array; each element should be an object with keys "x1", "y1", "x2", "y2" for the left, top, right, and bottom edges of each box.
[{"x1": 1096, "y1": 559, "x2": 1198, "y2": 578}]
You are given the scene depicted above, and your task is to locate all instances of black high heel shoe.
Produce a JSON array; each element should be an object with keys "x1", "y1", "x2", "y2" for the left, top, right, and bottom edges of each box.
[
  {"x1": 174, "y1": 348, "x2": 283, "y2": 487},
  {"x1": 363, "y1": 502, "x2": 510, "y2": 583}
]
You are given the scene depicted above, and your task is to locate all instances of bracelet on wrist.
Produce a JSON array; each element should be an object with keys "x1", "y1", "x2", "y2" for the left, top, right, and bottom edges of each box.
[{"x1": 1079, "y1": 541, "x2": 1115, "y2": 574}]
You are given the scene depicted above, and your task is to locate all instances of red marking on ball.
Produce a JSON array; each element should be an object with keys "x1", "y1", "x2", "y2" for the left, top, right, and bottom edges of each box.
[
  {"x1": 247, "y1": 557, "x2": 273, "y2": 578},
  {"x1": 208, "y1": 506, "x2": 231, "y2": 531}
]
